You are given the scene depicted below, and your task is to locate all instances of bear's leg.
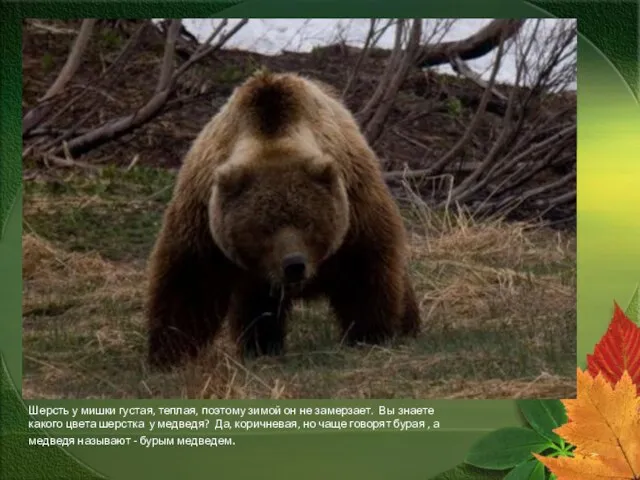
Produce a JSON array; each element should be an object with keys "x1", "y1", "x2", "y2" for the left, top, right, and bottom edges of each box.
[
  {"x1": 327, "y1": 254, "x2": 411, "y2": 345},
  {"x1": 229, "y1": 281, "x2": 293, "y2": 359},
  {"x1": 147, "y1": 230, "x2": 233, "y2": 370}
]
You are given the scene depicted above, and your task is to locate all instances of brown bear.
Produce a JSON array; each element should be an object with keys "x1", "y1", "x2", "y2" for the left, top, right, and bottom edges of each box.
[{"x1": 146, "y1": 69, "x2": 421, "y2": 369}]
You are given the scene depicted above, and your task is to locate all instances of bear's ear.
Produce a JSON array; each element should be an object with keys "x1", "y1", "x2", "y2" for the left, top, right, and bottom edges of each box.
[
  {"x1": 214, "y1": 165, "x2": 252, "y2": 199},
  {"x1": 306, "y1": 157, "x2": 339, "y2": 189}
]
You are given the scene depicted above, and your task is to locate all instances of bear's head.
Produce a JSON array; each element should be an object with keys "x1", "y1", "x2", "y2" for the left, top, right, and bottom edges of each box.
[{"x1": 208, "y1": 152, "x2": 350, "y2": 291}]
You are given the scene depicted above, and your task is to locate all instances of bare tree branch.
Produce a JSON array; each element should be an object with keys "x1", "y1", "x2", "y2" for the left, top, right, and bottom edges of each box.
[
  {"x1": 23, "y1": 19, "x2": 97, "y2": 134},
  {"x1": 41, "y1": 19, "x2": 97, "y2": 101},
  {"x1": 23, "y1": 20, "x2": 151, "y2": 139},
  {"x1": 490, "y1": 170, "x2": 575, "y2": 219},
  {"x1": 50, "y1": 19, "x2": 249, "y2": 157},
  {"x1": 416, "y1": 19, "x2": 525, "y2": 68},
  {"x1": 342, "y1": 19, "x2": 378, "y2": 98},
  {"x1": 32, "y1": 21, "x2": 153, "y2": 155},
  {"x1": 51, "y1": 19, "x2": 182, "y2": 156},
  {"x1": 420, "y1": 34, "x2": 507, "y2": 177},
  {"x1": 173, "y1": 19, "x2": 248, "y2": 79},
  {"x1": 450, "y1": 55, "x2": 508, "y2": 102},
  {"x1": 362, "y1": 19, "x2": 423, "y2": 144},
  {"x1": 445, "y1": 29, "x2": 531, "y2": 205},
  {"x1": 356, "y1": 20, "x2": 406, "y2": 126},
  {"x1": 155, "y1": 19, "x2": 182, "y2": 94}
]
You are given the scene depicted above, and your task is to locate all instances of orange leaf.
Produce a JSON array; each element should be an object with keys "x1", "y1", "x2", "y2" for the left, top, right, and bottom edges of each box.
[
  {"x1": 538, "y1": 369, "x2": 640, "y2": 480},
  {"x1": 535, "y1": 452, "x2": 634, "y2": 480},
  {"x1": 559, "y1": 370, "x2": 639, "y2": 460},
  {"x1": 587, "y1": 303, "x2": 640, "y2": 394}
]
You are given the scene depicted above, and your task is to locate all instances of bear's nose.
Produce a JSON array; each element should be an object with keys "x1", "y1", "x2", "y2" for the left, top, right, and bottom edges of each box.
[{"x1": 282, "y1": 253, "x2": 307, "y2": 283}]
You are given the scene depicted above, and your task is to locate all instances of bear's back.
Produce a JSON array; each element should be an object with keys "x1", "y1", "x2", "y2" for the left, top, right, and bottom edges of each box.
[{"x1": 176, "y1": 70, "x2": 383, "y2": 202}]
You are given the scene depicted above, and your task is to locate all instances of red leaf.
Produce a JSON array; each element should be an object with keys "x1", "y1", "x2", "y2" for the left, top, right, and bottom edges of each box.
[{"x1": 586, "y1": 302, "x2": 640, "y2": 394}]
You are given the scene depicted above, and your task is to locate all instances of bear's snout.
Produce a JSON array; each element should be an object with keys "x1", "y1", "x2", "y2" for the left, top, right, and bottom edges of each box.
[{"x1": 281, "y1": 252, "x2": 307, "y2": 284}]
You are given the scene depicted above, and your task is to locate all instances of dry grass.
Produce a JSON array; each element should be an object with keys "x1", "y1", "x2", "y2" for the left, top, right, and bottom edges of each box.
[{"x1": 22, "y1": 167, "x2": 576, "y2": 399}]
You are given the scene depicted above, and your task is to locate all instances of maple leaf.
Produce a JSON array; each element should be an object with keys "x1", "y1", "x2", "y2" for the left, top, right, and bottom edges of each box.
[
  {"x1": 587, "y1": 302, "x2": 640, "y2": 395},
  {"x1": 535, "y1": 369, "x2": 640, "y2": 480},
  {"x1": 534, "y1": 453, "x2": 636, "y2": 480}
]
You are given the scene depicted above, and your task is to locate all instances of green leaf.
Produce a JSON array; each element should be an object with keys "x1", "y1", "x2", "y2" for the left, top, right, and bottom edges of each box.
[
  {"x1": 625, "y1": 283, "x2": 640, "y2": 325},
  {"x1": 503, "y1": 459, "x2": 545, "y2": 480},
  {"x1": 516, "y1": 400, "x2": 567, "y2": 444},
  {"x1": 426, "y1": 462, "x2": 507, "y2": 480},
  {"x1": 465, "y1": 427, "x2": 553, "y2": 470}
]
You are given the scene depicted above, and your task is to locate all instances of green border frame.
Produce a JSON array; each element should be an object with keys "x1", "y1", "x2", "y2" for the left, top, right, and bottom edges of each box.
[{"x1": 2, "y1": 1, "x2": 638, "y2": 479}]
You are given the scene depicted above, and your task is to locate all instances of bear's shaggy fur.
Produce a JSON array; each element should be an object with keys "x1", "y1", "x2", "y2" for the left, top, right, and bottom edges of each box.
[{"x1": 146, "y1": 70, "x2": 421, "y2": 369}]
